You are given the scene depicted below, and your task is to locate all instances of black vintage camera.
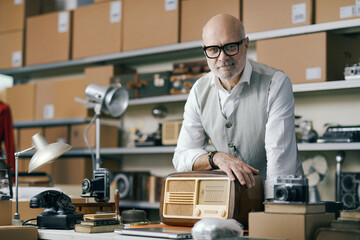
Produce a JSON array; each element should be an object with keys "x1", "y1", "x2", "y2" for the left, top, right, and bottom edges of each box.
[
  {"x1": 81, "y1": 168, "x2": 110, "y2": 202},
  {"x1": 274, "y1": 175, "x2": 309, "y2": 203}
]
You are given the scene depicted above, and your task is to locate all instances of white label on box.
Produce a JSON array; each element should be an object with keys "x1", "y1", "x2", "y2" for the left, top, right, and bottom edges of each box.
[
  {"x1": 292, "y1": 3, "x2": 306, "y2": 24},
  {"x1": 356, "y1": 4, "x2": 360, "y2": 16},
  {"x1": 12, "y1": 51, "x2": 21, "y2": 67},
  {"x1": 43, "y1": 104, "x2": 55, "y2": 119},
  {"x1": 110, "y1": 1, "x2": 121, "y2": 23},
  {"x1": 14, "y1": 0, "x2": 23, "y2": 4},
  {"x1": 340, "y1": 6, "x2": 355, "y2": 18},
  {"x1": 165, "y1": 0, "x2": 177, "y2": 11},
  {"x1": 58, "y1": 12, "x2": 69, "y2": 33},
  {"x1": 306, "y1": 67, "x2": 322, "y2": 80}
]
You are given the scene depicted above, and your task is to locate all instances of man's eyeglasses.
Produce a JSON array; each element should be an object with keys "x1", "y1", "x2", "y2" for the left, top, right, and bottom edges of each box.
[{"x1": 203, "y1": 38, "x2": 246, "y2": 59}]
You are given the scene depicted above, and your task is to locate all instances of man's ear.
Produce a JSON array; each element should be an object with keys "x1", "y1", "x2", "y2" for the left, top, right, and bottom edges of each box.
[{"x1": 244, "y1": 37, "x2": 250, "y2": 49}]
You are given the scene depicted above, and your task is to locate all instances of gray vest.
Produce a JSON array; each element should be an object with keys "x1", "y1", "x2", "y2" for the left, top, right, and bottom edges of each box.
[{"x1": 196, "y1": 60, "x2": 279, "y2": 182}]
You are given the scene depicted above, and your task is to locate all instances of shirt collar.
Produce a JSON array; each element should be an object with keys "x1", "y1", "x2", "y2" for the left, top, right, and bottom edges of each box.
[{"x1": 210, "y1": 59, "x2": 252, "y2": 92}]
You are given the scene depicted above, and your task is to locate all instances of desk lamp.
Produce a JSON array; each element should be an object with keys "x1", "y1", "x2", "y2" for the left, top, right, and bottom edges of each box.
[{"x1": 12, "y1": 133, "x2": 71, "y2": 225}]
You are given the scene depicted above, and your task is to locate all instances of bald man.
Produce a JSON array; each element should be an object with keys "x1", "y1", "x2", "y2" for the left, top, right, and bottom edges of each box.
[{"x1": 172, "y1": 14, "x2": 304, "y2": 199}]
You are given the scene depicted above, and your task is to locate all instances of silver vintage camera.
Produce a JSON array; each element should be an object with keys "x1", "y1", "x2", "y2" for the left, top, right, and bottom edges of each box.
[
  {"x1": 81, "y1": 168, "x2": 110, "y2": 202},
  {"x1": 274, "y1": 175, "x2": 309, "y2": 203}
]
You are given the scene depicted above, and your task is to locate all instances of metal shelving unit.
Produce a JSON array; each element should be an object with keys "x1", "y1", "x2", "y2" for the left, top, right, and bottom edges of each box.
[{"x1": 298, "y1": 142, "x2": 360, "y2": 151}]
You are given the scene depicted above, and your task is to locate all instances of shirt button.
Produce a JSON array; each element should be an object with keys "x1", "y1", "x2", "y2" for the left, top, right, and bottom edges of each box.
[
  {"x1": 225, "y1": 122, "x2": 232, "y2": 128},
  {"x1": 228, "y1": 142, "x2": 234, "y2": 148}
]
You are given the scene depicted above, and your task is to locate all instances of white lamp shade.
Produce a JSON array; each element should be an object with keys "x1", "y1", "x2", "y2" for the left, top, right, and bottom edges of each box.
[{"x1": 28, "y1": 133, "x2": 72, "y2": 173}]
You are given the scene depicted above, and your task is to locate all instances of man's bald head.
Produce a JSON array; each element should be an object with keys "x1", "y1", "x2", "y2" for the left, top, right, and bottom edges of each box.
[{"x1": 202, "y1": 14, "x2": 245, "y2": 44}]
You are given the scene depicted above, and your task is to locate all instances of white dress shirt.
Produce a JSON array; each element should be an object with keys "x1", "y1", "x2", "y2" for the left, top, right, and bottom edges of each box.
[{"x1": 173, "y1": 59, "x2": 298, "y2": 199}]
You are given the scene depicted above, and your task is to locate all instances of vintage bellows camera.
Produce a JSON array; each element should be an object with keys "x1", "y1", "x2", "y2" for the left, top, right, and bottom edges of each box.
[
  {"x1": 81, "y1": 168, "x2": 110, "y2": 202},
  {"x1": 274, "y1": 175, "x2": 309, "y2": 203}
]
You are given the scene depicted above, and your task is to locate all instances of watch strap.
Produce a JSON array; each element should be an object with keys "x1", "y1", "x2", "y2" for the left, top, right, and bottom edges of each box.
[{"x1": 208, "y1": 151, "x2": 219, "y2": 169}]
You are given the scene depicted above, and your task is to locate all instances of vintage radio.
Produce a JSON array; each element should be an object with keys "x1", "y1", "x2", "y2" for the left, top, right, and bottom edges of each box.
[
  {"x1": 161, "y1": 121, "x2": 182, "y2": 145},
  {"x1": 160, "y1": 171, "x2": 264, "y2": 229}
]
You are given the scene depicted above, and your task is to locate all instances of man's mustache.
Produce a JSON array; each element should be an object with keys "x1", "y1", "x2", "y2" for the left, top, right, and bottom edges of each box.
[{"x1": 217, "y1": 60, "x2": 235, "y2": 68}]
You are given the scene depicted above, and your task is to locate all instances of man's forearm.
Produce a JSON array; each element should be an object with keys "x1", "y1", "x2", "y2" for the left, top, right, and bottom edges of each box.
[{"x1": 192, "y1": 153, "x2": 212, "y2": 170}]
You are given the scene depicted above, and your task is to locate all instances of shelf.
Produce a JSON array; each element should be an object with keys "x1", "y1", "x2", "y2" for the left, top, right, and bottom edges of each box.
[
  {"x1": 118, "y1": 201, "x2": 159, "y2": 210},
  {"x1": 298, "y1": 142, "x2": 360, "y2": 151},
  {"x1": 1, "y1": 19, "x2": 360, "y2": 79},
  {"x1": 18, "y1": 146, "x2": 177, "y2": 158},
  {"x1": 13, "y1": 117, "x2": 89, "y2": 128},
  {"x1": 293, "y1": 80, "x2": 360, "y2": 93},
  {"x1": 129, "y1": 94, "x2": 188, "y2": 106}
]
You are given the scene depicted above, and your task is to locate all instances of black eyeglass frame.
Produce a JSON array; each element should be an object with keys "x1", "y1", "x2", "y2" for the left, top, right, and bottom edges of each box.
[{"x1": 202, "y1": 38, "x2": 246, "y2": 59}]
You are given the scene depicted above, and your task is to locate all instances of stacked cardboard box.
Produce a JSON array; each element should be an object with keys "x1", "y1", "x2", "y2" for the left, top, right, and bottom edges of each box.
[
  {"x1": 243, "y1": 0, "x2": 313, "y2": 33},
  {"x1": 257, "y1": 32, "x2": 360, "y2": 84},
  {"x1": 180, "y1": 0, "x2": 241, "y2": 42},
  {"x1": 316, "y1": 0, "x2": 360, "y2": 24},
  {"x1": 0, "y1": 0, "x2": 40, "y2": 70}
]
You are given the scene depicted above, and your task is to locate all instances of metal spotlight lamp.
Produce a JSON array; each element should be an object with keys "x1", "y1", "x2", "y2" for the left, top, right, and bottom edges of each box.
[
  {"x1": 76, "y1": 83, "x2": 128, "y2": 202},
  {"x1": 12, "y1": 133, "x2": 71, "y2": 225}
]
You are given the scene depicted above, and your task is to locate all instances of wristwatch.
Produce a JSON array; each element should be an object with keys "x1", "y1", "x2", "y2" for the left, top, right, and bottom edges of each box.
[{"x1": 208, "y1": 151, "x2": 219, "y2": 169}]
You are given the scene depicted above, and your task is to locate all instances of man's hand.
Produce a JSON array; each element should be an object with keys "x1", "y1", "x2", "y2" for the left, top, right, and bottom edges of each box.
[{"x1": 213, "y1": 152, "x2": 259, "y2": 188}]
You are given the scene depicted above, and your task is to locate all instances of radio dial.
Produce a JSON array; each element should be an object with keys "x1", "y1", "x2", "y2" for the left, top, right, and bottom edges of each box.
[
  {"x1": 194, "y1": 208, "x2": 201, "y2": 216},
  {"x1": 218, "y1": 209, "x2": 226, "y2": 217}
]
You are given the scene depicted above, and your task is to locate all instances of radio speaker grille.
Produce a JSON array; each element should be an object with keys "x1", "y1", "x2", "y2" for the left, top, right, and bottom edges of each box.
[{"x1": 165, "y1": 203, "x2": 193, "y2": 216}]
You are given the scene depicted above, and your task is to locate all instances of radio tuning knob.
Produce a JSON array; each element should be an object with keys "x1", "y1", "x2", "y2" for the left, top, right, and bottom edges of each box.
[
  {"x1": 218, "y1": 210, "x2": 226, "y2": 217},
  {"x1": 193, "y1": 208, "x2": 201, "y2": 216}
]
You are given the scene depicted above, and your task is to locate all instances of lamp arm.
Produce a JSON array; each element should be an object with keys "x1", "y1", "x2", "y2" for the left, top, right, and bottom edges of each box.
[{"x1": 14, "y1": 146, "x2": 36, "y2": 157}]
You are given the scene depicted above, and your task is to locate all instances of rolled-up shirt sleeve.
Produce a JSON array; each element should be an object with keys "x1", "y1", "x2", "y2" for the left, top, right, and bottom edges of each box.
[
  {"x1": 264, "y1": 71, "x2": 300, "y2": 199},
  {"x1": 172, "y1": 82, "x2": 208, "y2": 172}
]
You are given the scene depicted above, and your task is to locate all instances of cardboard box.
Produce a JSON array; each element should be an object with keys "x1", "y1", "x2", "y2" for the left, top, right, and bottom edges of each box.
[
  {"x1": 11, "y1": 200, "x2": 43, "y2": 223},
  {"x1": 180, "y1": 0, "x2": 241, "y2": 42},
  {"x1": 44, "y1": 126, "x2": 69, "y2": 144},
  {"x1": 70, "y1": 124, "x2": 118, "y2": 148},
  {"x1": 84, "y1": 65, "x2": 121, "y2": 86},
  {"x1": 256, "y1": 32, "x2": 360, "y2": 84},
  {"x1": 0, "y1": 0, "x2": 40, "y2": 33},
  {"x1": 123, "y1": 0, "x2": 179, "y2": 51},
  {"x1": 54, "y1": 78, "x2": 88, "y2": 119},
  {"x1": 53, "y1": 157, "x2": 92, "y2": 184},
  {"x1": 18, "y1": 127, "x2": 43, "y2": 151},
  {"x1": 0, "y1": 200, "x2": 12, "y2": 225},
  {"x1": 35, "y1": 81, "x2": 55, "y2": 120},
  {"x1": 6, "y1": 84, "x2": 36, "y2": 122},
  {"x1": 0, "y1": 30, "x2": 23, "y2": 70},
  {"x1": 0, "y1": 226, "x2": 37, "y2": 240},
  {"x1": 25, "y1": 10, "x2": 72, "y2": 66},
  {"x1": 72, "y1": 1, "x2": 123, "y2": 59},
  {"x1": 316, "y1": 0, "x2": 360, "y2": 24},
  {"x1": 243, "y1": 0, "x2": 313, "y2": 33},
  {"x1": 249, "y1": 211, "x2": 334, "y2": 240}
]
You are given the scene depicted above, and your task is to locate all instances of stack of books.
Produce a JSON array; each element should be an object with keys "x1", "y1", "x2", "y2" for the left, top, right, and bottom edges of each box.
[
  {"x1": 74, "y1": 213, "x2": 123, "y2": 233},
  {"x1": 331, "y1": 209, "x2": 360, "y2": 230}
]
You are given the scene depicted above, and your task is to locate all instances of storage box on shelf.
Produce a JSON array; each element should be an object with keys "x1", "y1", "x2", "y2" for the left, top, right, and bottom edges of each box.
[
  {"x1": 6, "y1": 83, "x2": 36, "y2": 122},
  {"x1": 123, "y1": 0, "x2": 179, "y2": 51},
  {"x1": 44, "y1": 126, "x2": 69, "y2": 144},
  {"x1": 84, "y1": 65, "x2": 122, "y2": 87},
  {"x1": 18, "y1": 127, "x2": 43, "y2": 151},
  {"x1": 52, "y1": 157, "x2": 92, "y2": 184},
  {"x1": 26, "y1": 10, "x2": 72, "y2": 66},
  {"x1": 243, "y1": 0, "x2": 313, "y2": 33},
  {"x1": 316, "y1": 0, "x2": 360, "y2": 24},
  {"x1": 72, "y1": 1, "x2": 123, "y2": 59},
  {"x1": 180, "y1": 0, "x2": 241, "y2": 42},
  {"x1": 0, "y1": 30, "x2": 23, "y2": 70},
  {"x1": 35, "y1": 80, "x2": 55, "y2": 120},
  {"x1": 256, "y1": 32, "x2": 360, "y2": 84}
]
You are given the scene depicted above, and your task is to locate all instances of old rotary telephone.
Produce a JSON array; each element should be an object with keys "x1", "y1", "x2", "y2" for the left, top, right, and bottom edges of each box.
[{"x1": 30, "y1": 190, "x2": 83, "y2": 229}]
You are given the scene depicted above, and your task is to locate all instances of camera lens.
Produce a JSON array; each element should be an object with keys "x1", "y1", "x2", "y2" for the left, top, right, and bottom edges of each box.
[
  {"x1": 275, "y1": 186, "x2": 297, "y2": 201},
  {"x1": 82, "y1": 179, "x2": 91, "y2": 192}
]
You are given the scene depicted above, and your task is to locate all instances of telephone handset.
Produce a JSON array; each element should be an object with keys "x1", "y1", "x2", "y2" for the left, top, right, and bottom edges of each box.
[{"x1": 30, "y1": 190, "x2": 83, "y2": 229}]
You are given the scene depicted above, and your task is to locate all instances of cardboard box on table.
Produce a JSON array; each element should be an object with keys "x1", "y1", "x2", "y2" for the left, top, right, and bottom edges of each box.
[
  {"x1": 243, "y1": 0, "x2": 313, "y2": 33},
  {"x1": 315, "y1": 0, "x2": 360, "y2": 24},
  {"x1": 0, "y1": 225, "x2": 37, "y2": 240},
  {"x1": 0, "y1": 200, "x2": 12, "y2": 225},
  {"x1": 123, "y1": 0, "x2": 179, "y2": 51},
  {"x1": 72, "y1": 1, "x2": 123, "y2": 59},
  {"x1": 256, "y1": 32, "x2": 360, "y2": 84},
  {"x1": 25, "y1": 10, "x2": 72, "y2": 66},
  {"x1": 249, "y1": 211, "x2": 334, "y2": 240},
  {"x1": 180, "y1": 0, "x2": 241, "y2": 42}
]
